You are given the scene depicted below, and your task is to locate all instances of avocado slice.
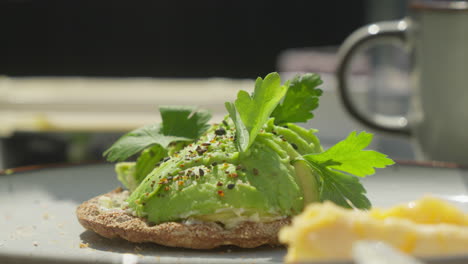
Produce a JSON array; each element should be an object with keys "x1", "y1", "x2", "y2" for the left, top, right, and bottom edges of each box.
[
  {"x1": 122, "y1": 119, "x2": 322, "y2": 226},
  {"x1": 293, "y1": 159, "x2": 320, "y2": 205}
]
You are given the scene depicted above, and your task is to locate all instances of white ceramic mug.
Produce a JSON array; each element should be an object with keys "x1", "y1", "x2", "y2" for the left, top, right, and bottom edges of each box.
[{"x1": 337, "y1": 0, "x2": 468, "y2": 165}]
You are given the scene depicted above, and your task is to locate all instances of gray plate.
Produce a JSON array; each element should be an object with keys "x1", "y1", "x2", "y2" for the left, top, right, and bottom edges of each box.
[{"x1": 1, "y1": 162, "x2": 468, "y2": 264}]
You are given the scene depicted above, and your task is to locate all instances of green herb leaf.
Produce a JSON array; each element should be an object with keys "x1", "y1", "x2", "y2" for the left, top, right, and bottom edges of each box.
[
  {"x1": 271, "y1": 73, "x2": 323, "y2": 125},
  {"x1": 319, "y1": 167, "x2": 371, "y2": 209},
  {"x1": 135, "y1": 144, "x2": 167, "y2": 183},
  {"x1": 103, "y1": 123, "x2": 187, "y2": 162},
  {"x1": 160, "y1": 106, "x2": 212, "y2": 139},
  {"x1": 303, "y1": 131, "x2": 394, "y2": 209},
  {"x1": 305, "y1": 131, "x2": 394, "y2": 177},
  {"x1": 103, "y1": 106, "x2": 212, "y2": 162},
  {"x1": 227, "y1": 72, "x2": 288, "y2": 152}
]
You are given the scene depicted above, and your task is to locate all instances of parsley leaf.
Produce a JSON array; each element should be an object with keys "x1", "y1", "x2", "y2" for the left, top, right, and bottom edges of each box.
[
  {"x1": 318, "y1": 166, "x2": 371, "y2": 209},
  {"x1": 271, "y1": 73, "x2": 323, "y2": 125},
  {"x1": 305, "y1": 131, "x2": 394, "y2": 177},
  {"x1": 160, "y1": 106, "x2": 212, "y2": 139},
  {"x1": 302, "y1": 131, "x2": 394, "y2": 209},
  {"x1": 103, "y1": 106, "x2": 211, "y2": 162},
  {"x1": 226, "y1": 72, "x2": 287, "y2": 152}
]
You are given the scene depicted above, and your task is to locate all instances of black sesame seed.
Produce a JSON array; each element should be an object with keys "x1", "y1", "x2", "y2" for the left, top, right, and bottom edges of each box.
[
  {"x1": 272, "y1": 131, "x2": 277, "y2": 135},
  {"x1": 196, "y1": 146, "x2": 207, "y2": 156},
  {"x1": 199, "y1": 168, "x2": 205, "y2": 176},
  {"x1": 162, "y1": 157, "x2": 170, "y2": 162},
  {"x1": 290, "y1": 143, "x2": 298, "y2": 150},
  {"x1": 217, "y1": 181, "x2": 223, "y2": 186},
  {"x1": 222, "y1": 120, "x2": 228, "y2": 126},
  {"x1": 215, "y1": 128, "x2": 226, "y2": 136},
  {"x1": 283, "y1": 125, "x2": 289, "y2": 128},
  {"x1": 253, "y1": 168, "x2": 259, "y2": 175},
  {"x1": 201, "y1": 142, "x2": 211, "y2": 147},
  {"x1": 227, "y1": 183, "x2": 235, "y2": 190},
  {"x1": 212, "y1": 162, "x2": 218, "y2": 166}
]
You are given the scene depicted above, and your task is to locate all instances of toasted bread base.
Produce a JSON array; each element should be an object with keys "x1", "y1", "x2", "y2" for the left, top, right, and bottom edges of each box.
[{"x1": 76, "y1": 188, "x2": 291, "y2": 249}]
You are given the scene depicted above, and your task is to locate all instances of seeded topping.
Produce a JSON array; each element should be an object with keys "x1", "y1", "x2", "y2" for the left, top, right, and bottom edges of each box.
[
  {"x1": 227, "y1": 183, "x2": 235, "y2": 189},
  {"x1": 199, "y1": 168, "x2": 205, "y2": 176},
  {"x1": 290, "y1": 143, "x2": 298, "y2": 150},
  {"x1": 196, "y1": 146, "x2": 207, "y2": 156},
  {"x1": 216, "y1": 181, "x2": 223, "y2": 186},
  {"x1": 217, "y1": 190, "x2": 225, "y2": 197},
  {"x1": 162, "y1": 157, "x2": 170, "y2": 162},
  {"x1": 215, "y1": 128, "x2": 226, "y2": 136}
]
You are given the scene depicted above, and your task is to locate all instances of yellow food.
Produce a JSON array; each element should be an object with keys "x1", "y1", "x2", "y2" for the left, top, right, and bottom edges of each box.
[{"x1": 279, "y1": 196, "x2": 468, "y2": 263}]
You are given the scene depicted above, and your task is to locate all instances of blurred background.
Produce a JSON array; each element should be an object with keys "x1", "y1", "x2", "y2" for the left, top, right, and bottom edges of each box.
[{"x1": 0, "y1": 0, "x2": 410, "y2": 169}]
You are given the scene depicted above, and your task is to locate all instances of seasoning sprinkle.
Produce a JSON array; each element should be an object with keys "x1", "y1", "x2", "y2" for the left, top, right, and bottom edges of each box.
[
  {"x1": 215, "y1": 128, "x2": 226, "y2": 136},
  {"x1": 290, "y1": 143, "x2": 298, "y2": 150},
  {"x1": 164, "y1": 186, "x2": 170, "y2": 191},
  {"x1": 178, "y1": 181, "x2": 184, "y2": 186},
  {"x1": 222, "y1": 120, "x2": 228, "y2": 126},
  {"x1": 236, "y1": 165, "x2": 242, "y2": 170},
  {"x1": 230, "y1": 173, "x2": 238, "y2": 178},
  {"x1": 162, "y1": 157, "x2": 170, "y2": 162},
  {"x1": 253, "y1": 168, "x2": 259, "y2": 175},
  {"x1": 217, "y1": 181, "x2": 223, "y2": 186},
  {"x1": 201, "y1": 142, "x2": 211, "y2": 147},
  {"x1": 227, "y1": 183, "x2": 235, "y2": 190},
  {"x1": 196, "y1": 146, "x2": 207, "y2": 156},
  {"x1": 217, "y1": 190, "x2": 225, "y2": 197},
  {"x1": 199, "y1": 168, "x2": 205, "y2": 176}
]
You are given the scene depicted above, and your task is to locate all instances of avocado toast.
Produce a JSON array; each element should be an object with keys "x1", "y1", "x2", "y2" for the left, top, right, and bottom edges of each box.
[{"x1": 76, "y1": 73, "x2": 393, "y2": 249}]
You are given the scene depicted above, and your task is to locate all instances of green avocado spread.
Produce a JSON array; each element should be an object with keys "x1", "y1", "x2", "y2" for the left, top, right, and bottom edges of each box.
[{"x1": 116, "y1": 118, "x2": 322, "y2": 227}]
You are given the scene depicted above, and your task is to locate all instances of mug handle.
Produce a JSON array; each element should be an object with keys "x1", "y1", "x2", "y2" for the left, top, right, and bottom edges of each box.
[{"x1": 336, "y1": 20, "x2": 411, "y2": 136}]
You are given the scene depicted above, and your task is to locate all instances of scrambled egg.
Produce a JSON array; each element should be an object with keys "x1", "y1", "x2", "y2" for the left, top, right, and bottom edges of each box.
[{"x1": 279, "y1": 197, "x2": 468, "y2": 262}]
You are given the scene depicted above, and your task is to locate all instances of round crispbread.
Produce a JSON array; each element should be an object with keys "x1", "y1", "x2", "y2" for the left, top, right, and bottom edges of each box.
[{"x1": 76, "y1": 188, "x2": 291, "y2": 249}]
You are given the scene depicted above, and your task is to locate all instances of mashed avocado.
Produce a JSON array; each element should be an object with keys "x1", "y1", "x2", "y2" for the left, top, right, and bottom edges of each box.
[{"x1": 119, "y1": 118, "x2": 322, "y2": 227}]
